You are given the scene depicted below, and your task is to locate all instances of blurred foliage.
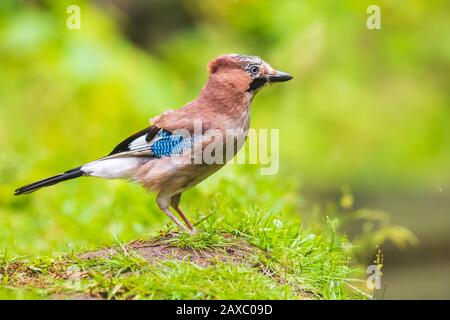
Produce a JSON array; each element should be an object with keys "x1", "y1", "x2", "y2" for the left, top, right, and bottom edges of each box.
[{"x1": 0, "y1": 0, "x2": 448, "y2": 258}]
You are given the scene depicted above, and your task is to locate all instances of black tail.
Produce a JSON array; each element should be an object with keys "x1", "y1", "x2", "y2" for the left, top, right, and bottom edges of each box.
[{"x1": 14, "y1": 167, "x2": 84, "y2": 195}]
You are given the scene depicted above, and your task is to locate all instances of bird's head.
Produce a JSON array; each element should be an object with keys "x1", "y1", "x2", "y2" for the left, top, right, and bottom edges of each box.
[{"x1": 207, "y1": 54, "x2": 293, "y2": 94}]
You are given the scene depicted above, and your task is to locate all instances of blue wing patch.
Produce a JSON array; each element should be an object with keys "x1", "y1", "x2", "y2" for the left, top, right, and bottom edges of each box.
[{"x1": 150, "y1": 130, "x2": 197, "y2": 158}]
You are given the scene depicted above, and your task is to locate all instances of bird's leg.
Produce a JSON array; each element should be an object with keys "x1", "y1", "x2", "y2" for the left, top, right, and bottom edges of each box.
[
  {"x1": 171, "y1": 194, "x2": 196, "y2": 234},
  {"x1": 161, "y1": 208, "x2": 191, "y2": 233},
  {"x1": 157, "y1": 193, "x2": 191, "y2": 233},
  {"x1": 173, "y1": 207, "x2": 196, "y2": 233}
]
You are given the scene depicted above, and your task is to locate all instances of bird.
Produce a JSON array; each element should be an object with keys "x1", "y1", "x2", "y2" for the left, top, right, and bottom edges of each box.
[{"x1": 14, "y1": 54, "x2": 292, "y2": 234}]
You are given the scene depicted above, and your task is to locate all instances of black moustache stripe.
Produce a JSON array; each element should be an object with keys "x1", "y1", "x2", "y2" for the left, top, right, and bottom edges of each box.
[{"x1": 247, "y1": 77, "x2": 267, "y2": 91}]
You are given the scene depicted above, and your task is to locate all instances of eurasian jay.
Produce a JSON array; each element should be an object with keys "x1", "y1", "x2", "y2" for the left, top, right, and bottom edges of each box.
[{"x1": 15, "y1": 54, "x2": 292, "y2": 234}]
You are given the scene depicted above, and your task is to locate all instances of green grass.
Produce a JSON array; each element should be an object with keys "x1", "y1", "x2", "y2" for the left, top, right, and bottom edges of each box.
[
  {"x1": 0, "y1": 192, "x2": 368, "y2": 300},
  {"x1": 0, "y1": 168, "x2": 410, "y2": 300}
]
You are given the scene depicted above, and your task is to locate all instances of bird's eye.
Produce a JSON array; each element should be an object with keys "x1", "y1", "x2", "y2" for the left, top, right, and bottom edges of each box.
[{"x1": 249, "y1": 65, "x2": 260, "y2": 76}]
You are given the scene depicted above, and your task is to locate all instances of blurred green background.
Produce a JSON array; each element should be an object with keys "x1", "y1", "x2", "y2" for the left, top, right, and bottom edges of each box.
[{"x1": 0, "y1": 0, "x2": 449, "y2": 299}]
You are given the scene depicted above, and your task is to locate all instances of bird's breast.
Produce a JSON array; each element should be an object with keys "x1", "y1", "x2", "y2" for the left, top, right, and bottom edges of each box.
[{"x1": 135, "y1": 102, "x2": 252, "y2": 196}]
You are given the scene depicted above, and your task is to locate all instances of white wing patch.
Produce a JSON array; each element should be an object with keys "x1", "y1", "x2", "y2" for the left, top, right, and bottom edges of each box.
[
  {"x1": 115, "y1": 130, "x2": 165, "y2": 156},
  {"x1": 128, "y1": 135, "x2": 151, "y2": 151}
]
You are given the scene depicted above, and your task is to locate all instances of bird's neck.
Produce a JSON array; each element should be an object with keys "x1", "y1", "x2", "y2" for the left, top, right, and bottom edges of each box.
[{"x1": 196, "y1": 73, "x2": 254, "y2": 117}]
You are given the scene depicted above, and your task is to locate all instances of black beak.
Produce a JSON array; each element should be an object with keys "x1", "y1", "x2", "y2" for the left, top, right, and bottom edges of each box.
[{"x1": 267, "y1": 70, "x2": 293, "y2": 83}]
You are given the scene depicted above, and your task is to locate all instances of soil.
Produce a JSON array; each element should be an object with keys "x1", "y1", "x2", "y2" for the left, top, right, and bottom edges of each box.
[{"x1": 79, "y1": 233, "x2": 259, "y2": 267}]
